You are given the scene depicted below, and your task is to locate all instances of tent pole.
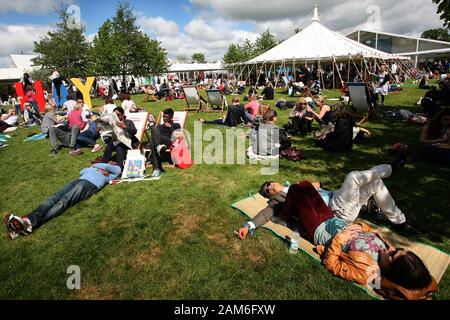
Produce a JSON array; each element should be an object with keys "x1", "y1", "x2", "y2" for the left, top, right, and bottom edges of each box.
[
  {"x1": 347, "y1": 55, "x2": 351, "y2": 82},
  {"x1": 334, "y1": 57, "x2": 344, "y2": 88},
  {"x1": 332, "y1": 56, "x2": 336, "y2": 90},
  {"x1": 319, "y1": 57, "x2": 325, "y2": 91},
  {"x1": 293, "y1": 58, "x2": 296, "y2": 82}
]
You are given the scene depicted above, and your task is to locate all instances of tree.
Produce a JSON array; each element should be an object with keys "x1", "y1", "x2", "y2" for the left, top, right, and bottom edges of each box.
[
  {"x1": 191, "y1": 53, "x2": 206, "y2": 63},
  {"x1": 176, "y1": 55, "x2": 189, "y2": 63},
  {"x1": 421, "y1": 28, "x2": 450, "y2": 42},
  {"x1": 32, "y1": 7, "x2": 92, "y2": 78},
  {"x1": 254, "y1": 29, "x2": 278, "y2": 57},
  {"x1": 433, "y1": 0, "x2": 450, "y2": 29},
  {"x1": 223, "y1": 44, "x2": 244, "y2": 64},
  {"x1": 91, "y1": 1, "x2": 169, "y2": 84}
]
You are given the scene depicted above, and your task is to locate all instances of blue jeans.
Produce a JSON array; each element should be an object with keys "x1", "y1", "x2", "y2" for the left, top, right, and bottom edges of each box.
[
  {"x1": 76, "y1": 122, "x2": 99, "y2": 149},
  {"x1": 27, "y1": 179, "x2": 99, "y2": 229}
]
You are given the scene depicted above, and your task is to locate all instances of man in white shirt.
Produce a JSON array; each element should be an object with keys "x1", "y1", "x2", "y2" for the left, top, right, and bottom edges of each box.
[{"x1": 62, "y1": 94, "x2": 77, "y2": 114}]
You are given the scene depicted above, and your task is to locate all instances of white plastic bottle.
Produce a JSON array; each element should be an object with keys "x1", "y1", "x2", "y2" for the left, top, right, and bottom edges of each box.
[{"x1": 289, "y1": 231, "x2": 300, "y2": 254}]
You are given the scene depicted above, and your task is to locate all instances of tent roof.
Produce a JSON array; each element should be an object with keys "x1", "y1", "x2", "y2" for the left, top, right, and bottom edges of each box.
[
  {"x1": 242, "y1": 8, "x2": 404, "y2": 65},
  {"x1": 0, "y1": 54, "x2": 37, "y2": 82},
  {"x1": 169, "y1": 62, "x2": 223, "y2": 73}
]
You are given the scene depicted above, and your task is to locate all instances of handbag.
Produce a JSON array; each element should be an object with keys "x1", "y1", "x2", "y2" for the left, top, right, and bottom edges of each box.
[{"x1": 280, "y1": 147, "x2": 304, "y2": 161}]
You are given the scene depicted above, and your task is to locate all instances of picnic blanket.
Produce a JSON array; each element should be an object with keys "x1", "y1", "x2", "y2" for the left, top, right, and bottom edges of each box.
[
  {"x1": 0, "y1": 133, "x2": 11, "y2": 142},
  {"x1": 23, "y1": 133, "x2": 47, "y2": 142},
  {"x1": 231, "y1": 194, "x2": 450, "y2": 299}
]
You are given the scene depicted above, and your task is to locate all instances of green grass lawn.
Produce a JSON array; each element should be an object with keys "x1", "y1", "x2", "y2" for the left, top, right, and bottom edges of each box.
[{"x1": 0, "y1": 84, "x2": 449, "y2": 300}]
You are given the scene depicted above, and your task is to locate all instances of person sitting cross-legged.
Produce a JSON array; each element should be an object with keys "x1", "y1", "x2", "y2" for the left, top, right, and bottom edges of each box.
[
  {"x1": 48, "y1": 104, "x2": 82, "y2": 157},
  {"x1": 147, "y1": 108, "x2": 181, "y2": 179},
  {"x1": 4, "y1": 163, "x2": 121, "y2": 239}
]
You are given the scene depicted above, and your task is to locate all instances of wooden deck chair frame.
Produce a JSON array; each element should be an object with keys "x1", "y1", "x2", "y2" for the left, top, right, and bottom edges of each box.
[
  {"x1": 124, "y1": 111, "x2": 150, "y2": 150},
  {"x1": 182, "y1": 85, "x2": 202, "y2": 112},
  {"x1": 205, "y1": 89, "x2": 226, "y2": 113},
  {"x1": 347, "y1": 82, "x2": 377, "y2": 126},
  {"x1": 155, "y1": 111, "x2": 188, "y2": 129},
  {"x1": 153, "y1": 111, "x2": 189, "y2": 169}
]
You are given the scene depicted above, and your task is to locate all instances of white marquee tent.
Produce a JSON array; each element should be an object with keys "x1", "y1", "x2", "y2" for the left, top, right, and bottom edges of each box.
[{"x1": 226, "y1": 5, "x2": 413, "y2": 88}]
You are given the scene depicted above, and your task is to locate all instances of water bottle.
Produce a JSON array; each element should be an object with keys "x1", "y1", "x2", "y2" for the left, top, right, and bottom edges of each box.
[{"x1": 289, "y1": 231, "x2": 300, "y2": 254}]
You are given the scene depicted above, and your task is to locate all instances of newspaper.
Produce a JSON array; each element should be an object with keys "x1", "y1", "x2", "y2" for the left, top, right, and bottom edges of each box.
[{"x1": 97, "y1": 113, "x2": 132, "y2": 149}]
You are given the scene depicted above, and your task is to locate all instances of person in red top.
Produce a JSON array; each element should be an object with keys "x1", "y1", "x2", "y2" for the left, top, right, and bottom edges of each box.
[
  {"x1": 244, "y1": 94, "x2": 260, "y2": 122},
  {"x1": 68, "y1": 101, "x2": 86, "y2": 130},
  {"x1": 25, "y1": 86, "x2": 40, "y2": 114}
]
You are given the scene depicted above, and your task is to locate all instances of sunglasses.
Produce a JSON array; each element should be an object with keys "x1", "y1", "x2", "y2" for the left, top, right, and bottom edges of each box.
[{"x1": 298, "y1": 103, "x2": 307, "y2": 106}]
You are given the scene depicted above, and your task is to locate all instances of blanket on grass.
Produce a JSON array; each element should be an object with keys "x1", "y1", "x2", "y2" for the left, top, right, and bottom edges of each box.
[
  {"x1": 231, "y1": 194, "x2": 450, "y2": 299},
  {"x1": 23, "y1": 133, "x2": 47, "y2": 142}
]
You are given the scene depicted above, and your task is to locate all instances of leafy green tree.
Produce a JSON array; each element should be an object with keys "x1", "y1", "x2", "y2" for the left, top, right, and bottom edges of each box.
[
  {"x1": 433, "y1": 0, "x2": 450, "y2": 29},
  {"x1": 254, "y1": 29, "x2": 278, "y2": 57},
  {"x1": 32, "y1": 7, "x2": 92, "y2": 78},
  {"x1": 421, "y1": 28, "x2": 450, "y2": 42},
  {"x1": 191, "y1": 53, "x2": 206, "y2": 63},
  {"x1": 223, "y1": 44, "x2": 244, "y2": 64},
  {"x1": 91, "y1": 1, "x2": 169, "y2": 83}
]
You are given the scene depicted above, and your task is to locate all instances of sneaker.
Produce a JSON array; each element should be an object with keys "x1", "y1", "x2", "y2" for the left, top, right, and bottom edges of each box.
[
  {"x1": 156, "y1": 145, "x2": 167, "y2": 156},
  {"x1": 367, "y1": 197, "x2": 387, "y2": 222},
  {"x1": 151, "y1": 169, "x2": 162, "y2": 180},
  {"x1": 49, "y1": 149, "x2": 58, "y2": 157},
  {"x1": 91, "y1": 144, "x2": 103, "y2": 153},
  {"x1": 69, "y1": 148, "x2": 84, "y2": 157},
  {"x1": 4, "y1": 214, "x2": 32, "y2": 239},
  {"x1": 390, "y1": 153, "x2": 407, "y2": 174}
]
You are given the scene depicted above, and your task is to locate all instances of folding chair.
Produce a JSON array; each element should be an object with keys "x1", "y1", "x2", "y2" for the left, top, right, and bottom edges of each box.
[
  {"x1": 149, "y1": 111, "x2": 189, "y2": 168},
  {"x1": 182, "y1": 85, "x2": 202, "y2": 112},
  {"x1": 124, "y1": 111, "x2": 149, "y2": 149},
  {"x1": 205, "y1": 89, "x2": 227, "y2": 113},
  {"x1": 347, "y1": 82, "x2": 377, "y2": 126}
]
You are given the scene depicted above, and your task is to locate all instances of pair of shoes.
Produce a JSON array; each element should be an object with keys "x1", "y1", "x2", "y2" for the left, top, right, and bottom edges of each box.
[
  {"x1": 390, "y1": 153, "x2": 407, "y2": 174},
  {"x1": 151, "y1": 169, "x2": 162, "y2": 180},
  {"x1": 49, "y1": 149, "x2": 58, "y2": 157},
  {"x1": 4, "y1": 214, "x2": 32, "y2": 239},
  {"x1": 91, "y1": 144, "x2": 103, "y2": 153},
  {"x1": 391, "y1": 222, "x2": 421, "y2": 235},
  {"x1": 69, "y1": 149, "x2": 84, "y2": 157},
  {"x1": 366, "y1": 197, "x2": 387, "y2": 222}
]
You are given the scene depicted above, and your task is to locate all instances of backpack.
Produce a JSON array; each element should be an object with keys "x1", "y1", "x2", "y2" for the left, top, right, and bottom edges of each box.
[
  {"x1": 316, "y1": 114, "x2": 354, "y2": 152},
  {"x1": 276, "y1": 99, "x2": 287, "y2": 110}
]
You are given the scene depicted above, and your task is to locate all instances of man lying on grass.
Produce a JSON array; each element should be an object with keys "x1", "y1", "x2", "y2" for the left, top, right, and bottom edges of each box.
[
  {"x1": 237, "y1": 157, "x2": 417, "y2": 243},
  {"x1": 236, "y1": 169, "x2": 437, "y2": 300},
  {"x1": 4, "y1": 163, "x2": 121, "y2": 239}
]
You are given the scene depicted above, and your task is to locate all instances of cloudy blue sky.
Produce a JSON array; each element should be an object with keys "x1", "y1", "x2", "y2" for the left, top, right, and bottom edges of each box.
[{"x1": 0, "y1": 0, "x2": 445, "y2": 67}]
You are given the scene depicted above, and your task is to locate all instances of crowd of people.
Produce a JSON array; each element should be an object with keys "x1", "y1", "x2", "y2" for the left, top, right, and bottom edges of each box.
[{"x1": 1, "y1": 66, "x2": 448, "y2": 300}]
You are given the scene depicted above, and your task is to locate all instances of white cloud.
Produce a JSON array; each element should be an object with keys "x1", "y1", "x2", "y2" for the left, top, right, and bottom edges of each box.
[
  {"x1": 0, "y1": 0, "x2": 75, "y2": 14},
  {"x1": 189, "y1": 0, "x2": 443, "y2": 38},
  {"x1": 137, "y1": 16, "x2": 179, "y2": 37},
  {"x1": 0, "y1": 24, "x2": 54, "y2": 67}
]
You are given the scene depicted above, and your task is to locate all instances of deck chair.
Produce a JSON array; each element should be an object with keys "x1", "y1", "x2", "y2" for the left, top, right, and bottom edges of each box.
[
  {"x1": 148, "y1": 111, "x2": 189, "y2": 168},
  {"x1": 156, "y1": 111, "x2": 188, "y2": 129},
  {"x1": 205, "y1": 89, "x2": 227, "y2": 113},
  {"x1": 124, "y1": 111, "x2": 149, "y2": 149},
  {"x1": 183, "y1": 85, "x2": 202, "y2": 112},
  {"x1": 347, "y1": 82, "x2": 377, "y2": 126}
]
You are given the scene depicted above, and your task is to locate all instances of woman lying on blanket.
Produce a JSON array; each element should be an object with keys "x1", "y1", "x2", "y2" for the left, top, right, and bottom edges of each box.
[{"x1": 238, "y1": 180, "x2": 437, "y2": 300}]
